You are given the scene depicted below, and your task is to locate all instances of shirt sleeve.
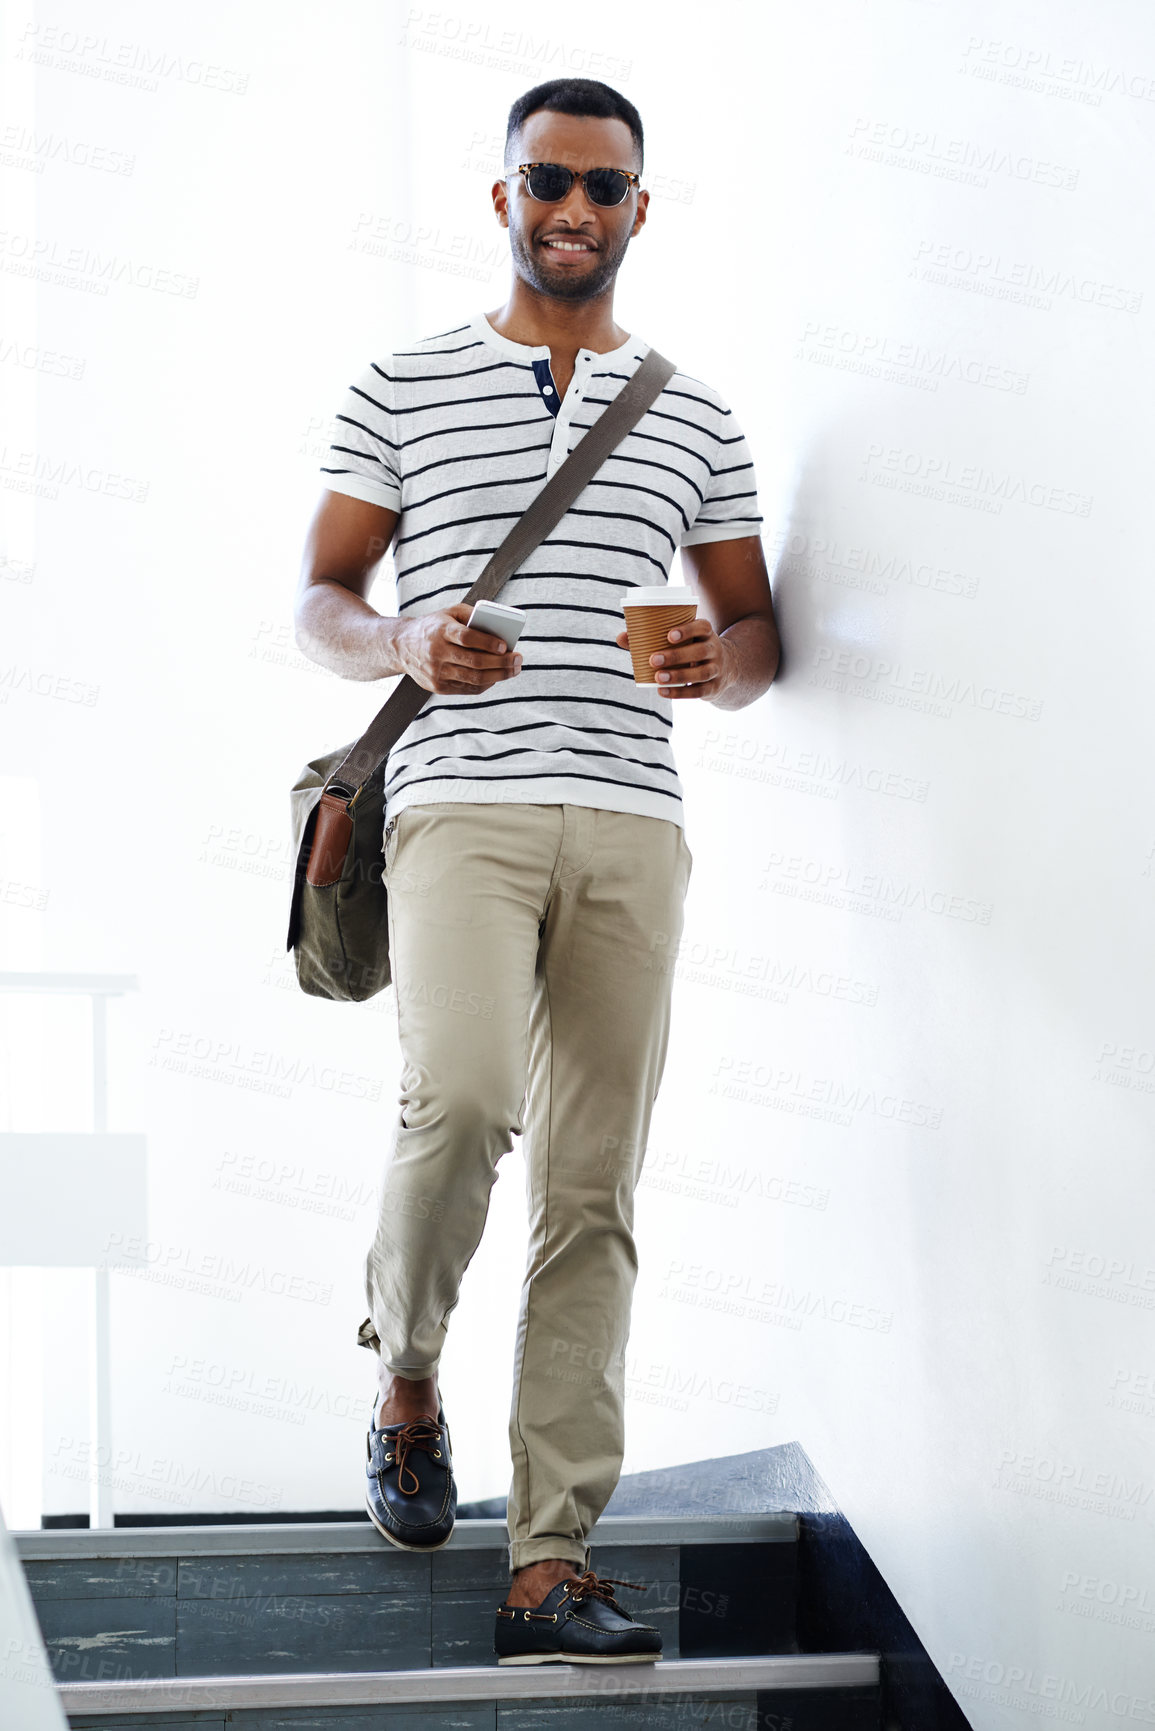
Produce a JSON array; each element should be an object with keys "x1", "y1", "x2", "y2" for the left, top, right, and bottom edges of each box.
[
  {"x1": 318, "y1": 358, "x2": 402, "y2": 511},
  {"x1": 681, "y1": 388, "x2": 763, "y2": 547}
]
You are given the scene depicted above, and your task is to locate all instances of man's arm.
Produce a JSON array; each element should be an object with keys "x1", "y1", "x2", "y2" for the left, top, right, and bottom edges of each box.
[
  {"x1": 294, "y1": 488, "x2": 524, "y2": 695},
  {"x1": 294, "y1": 490, "x2": 404, "y2": 680},
  {"x1": 614, "y1": 535, "x2": 780, "y2": 710},
  {"x1": 684, "y1": 534, "x2": 780, "y2": 710}
]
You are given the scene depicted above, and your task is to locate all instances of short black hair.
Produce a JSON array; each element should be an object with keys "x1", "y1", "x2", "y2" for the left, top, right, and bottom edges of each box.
[{"x1": 505, "y1": 78, "x2": 644, "y2": 172}]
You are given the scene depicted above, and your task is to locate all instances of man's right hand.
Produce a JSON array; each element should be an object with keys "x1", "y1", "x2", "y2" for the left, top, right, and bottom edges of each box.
[
  {"x1": 396, "y1": 603, "x2": 523, "y2": 696},
  {"x1": 295, "y1": 492, "x2": 529, "y2": 688}
]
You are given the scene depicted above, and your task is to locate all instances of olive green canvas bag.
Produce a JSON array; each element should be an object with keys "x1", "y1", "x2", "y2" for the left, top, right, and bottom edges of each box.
[{"x1": 286, "y1": 346, "x2": 677, "y2": 1002}]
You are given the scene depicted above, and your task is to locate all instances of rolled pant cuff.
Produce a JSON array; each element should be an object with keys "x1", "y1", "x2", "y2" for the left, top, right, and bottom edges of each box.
[
  {"x1": 508, "y1": 1539, "x2": 591, "y2": 1576},
  {"x1": 356, "y1": 1315, "x2": 440, "y2": 1380}
]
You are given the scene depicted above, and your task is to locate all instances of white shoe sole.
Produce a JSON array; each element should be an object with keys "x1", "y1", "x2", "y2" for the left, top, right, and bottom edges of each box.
[
  {"x1": 364, "y1": 1491, "x2": 455, "y2": 1552},
  {"x1": 496, "y1": 1651, "x2": 661, "y2": 1665}
]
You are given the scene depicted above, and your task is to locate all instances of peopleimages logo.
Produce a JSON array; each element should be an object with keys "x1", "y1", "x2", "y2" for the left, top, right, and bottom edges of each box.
[
  {"x1": 1059, "y1": 1568, "x2": 1155, "y2": 1618},
  {"x1": 0, "y1": 230, "x2": 199, "y2": 298},
  {"x1": 49, "y1": 1437, "x2": 281, "y2": 1510},
  {"x1": 148, "y1": 1028, "x2": 382, "y2": 1102},
  {"x1": 0, "y1": 664, "x2": 100, "y2": 705},
  {"x1": 772, "y1": 528, "x2": 979, "y2": 599},
  {"x1": 14, "y1": 23, "x2": 250, "y2": 94},
  {"x1": 860, "y1": 442, "x2": 1092, "y2": 515},
  {"x1": 103, "y1": 1233, "x2": 334, "y2": 1307},
  {"x1": 0, "y1": 447, "x2": 148, "y2": 502},
  {"x1": 0, "y1": 124, "x2": 135, "y2": 175},
  {"x1": 698, "y1": 727, "x2": 931, "y2": 801},
  {"x1": 958, "y1": 35, "x2": 1155, "y2": 106},
  {"x1": 911, "y1": 237, "x2": 1142, "y2": 313},
  {"x1": 811, "y1": 646, "x2": 1044, "y2": 723},
  {"x1": 397, "y1": 9, "x2": 632, "y2": 81},
  {"x1": 0, "y1": 337, "x2": 86, "y2": 380},
  {"x1": 760, "y1": 847, "x2": 995, "y2": 925},
  {"x1": 847, "y1": 115, "x2": 1080, "y2": 190},
  {"x1": 946, "y1": 1649, "x2": 1155, "y2": 1719},
  {"x1": 661, "y1": 1261, "x2": 893, "y2": 1334}
]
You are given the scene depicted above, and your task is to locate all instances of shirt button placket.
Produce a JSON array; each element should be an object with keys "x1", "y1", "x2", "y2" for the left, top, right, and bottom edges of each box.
[
  {"x1": 551, "y1": 353, "x2": 587, "y2": 474},
  {"x1": 550, "y1": 390, "x2": 569, "y2": 473}
]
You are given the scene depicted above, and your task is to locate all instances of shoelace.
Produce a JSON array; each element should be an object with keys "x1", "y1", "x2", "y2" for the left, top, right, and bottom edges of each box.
[
  {"x1": 377, "y1": 1413, "x2": 443, "y2": 1496},
  {"x1": 560, "y1": 1568, "x2": 646, "y2": 1610}
]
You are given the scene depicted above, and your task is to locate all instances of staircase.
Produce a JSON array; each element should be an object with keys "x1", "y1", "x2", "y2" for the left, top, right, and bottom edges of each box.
[{"x1": 17, "y1": 1510, "x2": 884, "y2": 1728}]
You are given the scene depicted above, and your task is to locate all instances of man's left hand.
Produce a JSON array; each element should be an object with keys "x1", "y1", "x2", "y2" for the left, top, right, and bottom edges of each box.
[{"x1": 615, "y1": 619, "x2": 733, "y2": 699}]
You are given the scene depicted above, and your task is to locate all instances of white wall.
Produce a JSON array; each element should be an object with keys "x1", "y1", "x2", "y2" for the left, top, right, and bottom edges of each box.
[{"x1": 2, "y1": 0, "x2": 1153, "y2": 1724}]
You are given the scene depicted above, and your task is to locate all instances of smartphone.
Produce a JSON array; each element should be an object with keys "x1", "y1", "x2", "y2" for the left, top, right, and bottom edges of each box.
[{"x1": 467, "y1": 599, "x2": 527, "y2": 652}]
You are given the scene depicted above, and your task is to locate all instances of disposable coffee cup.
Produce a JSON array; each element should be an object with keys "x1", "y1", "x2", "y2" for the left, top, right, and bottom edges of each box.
[{"x1": 621, "y1": 585, "x2": 698, "y2": 685}]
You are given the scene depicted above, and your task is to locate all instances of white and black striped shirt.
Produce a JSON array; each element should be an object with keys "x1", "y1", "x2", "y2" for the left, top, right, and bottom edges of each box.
[{"x1": 319, "y1": 312, "x2": 762, "y2": 832}]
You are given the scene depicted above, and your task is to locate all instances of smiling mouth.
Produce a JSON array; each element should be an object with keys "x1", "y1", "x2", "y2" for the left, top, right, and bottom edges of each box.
[{"x1": 540, "y1": 237, "x2": 596, "y2": 255}]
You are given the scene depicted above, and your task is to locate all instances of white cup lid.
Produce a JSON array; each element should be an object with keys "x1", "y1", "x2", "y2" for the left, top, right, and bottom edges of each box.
[{"x1": 622, "y1": 585, "x2": 695, "y2": 608}]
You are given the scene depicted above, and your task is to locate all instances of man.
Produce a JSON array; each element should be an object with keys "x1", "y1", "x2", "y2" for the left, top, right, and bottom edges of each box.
[{"x1": 294, "y1": 76, "x2": 780, "y2": 1666}]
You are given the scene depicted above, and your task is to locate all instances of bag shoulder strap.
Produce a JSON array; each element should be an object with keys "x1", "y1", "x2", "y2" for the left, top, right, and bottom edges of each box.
[{"x1": 325, "y1": 344, "x2": 678, "y2": 799}]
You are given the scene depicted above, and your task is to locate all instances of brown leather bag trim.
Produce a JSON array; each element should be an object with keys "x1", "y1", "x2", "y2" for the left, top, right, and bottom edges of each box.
[{"x1": 306, "y1": 792, "x2": 354, "y2": 886}]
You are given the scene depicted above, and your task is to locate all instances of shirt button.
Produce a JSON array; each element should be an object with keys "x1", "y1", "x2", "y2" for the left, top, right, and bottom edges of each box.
[{"x1": 543, "y1": 384, "x2": 554, "y2": 394}]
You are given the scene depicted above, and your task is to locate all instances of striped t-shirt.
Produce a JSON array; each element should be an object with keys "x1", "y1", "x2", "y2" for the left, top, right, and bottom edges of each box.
[{"x1": 319, "y1": 312, "x2": 762, "y2": 833}]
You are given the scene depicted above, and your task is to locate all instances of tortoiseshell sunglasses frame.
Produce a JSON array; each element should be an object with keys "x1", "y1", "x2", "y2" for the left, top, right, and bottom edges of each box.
[{"x1": 505, "y1": 162, "x2": 641, "y2": 207}]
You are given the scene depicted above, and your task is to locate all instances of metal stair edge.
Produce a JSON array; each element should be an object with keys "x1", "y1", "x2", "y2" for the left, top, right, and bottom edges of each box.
[
  {"x1": 15, "y1": 1510, "x2": 798, "y2": 1559},
  {"x1": 58, "y1": 1651, "x2": 881, "y2": 1714}
]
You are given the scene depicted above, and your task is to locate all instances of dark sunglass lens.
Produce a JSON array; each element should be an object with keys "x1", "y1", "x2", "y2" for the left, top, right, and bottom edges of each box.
[
  {"x1": 585, "y1": 169, "x2": 630, "y2": 206},
  {"x1": 526, "y1": 164, "x2": 573, "y2": 201}
]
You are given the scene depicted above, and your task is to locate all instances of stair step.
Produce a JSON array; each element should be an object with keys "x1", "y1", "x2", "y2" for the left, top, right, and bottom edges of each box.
[
  {"x1": 17, "y1": 1513, "x2": 796, "y2": 1557},
  {"x1": 60, "y1": 1651, "x2": 880, "y2": 1718},
  {"x1": 18, "y1": 1515, "x2": 802, "y2": 1686}
]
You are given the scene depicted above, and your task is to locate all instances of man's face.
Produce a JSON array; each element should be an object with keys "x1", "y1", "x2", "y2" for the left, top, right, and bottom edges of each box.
[{"x1": 493, "y1": 110, "x2": 648, "y2": 304}]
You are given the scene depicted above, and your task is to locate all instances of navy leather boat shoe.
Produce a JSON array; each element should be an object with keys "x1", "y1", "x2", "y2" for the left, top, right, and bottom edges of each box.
[
  {"x1": 365, "y1": 1396, "x2": 456, "y2": 1551},
  {"x1": 494, "y1": 1569, "x2": 662, "y2": 1665}
]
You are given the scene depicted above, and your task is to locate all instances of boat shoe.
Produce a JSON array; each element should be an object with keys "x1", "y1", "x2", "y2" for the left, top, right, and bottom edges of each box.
[
  {"x1": 494, "y1": 1568, "x2": 663, "y2": 1665},
  {"x1": 365, "y1": 1396, "x2": 456, "y2": 1551}
]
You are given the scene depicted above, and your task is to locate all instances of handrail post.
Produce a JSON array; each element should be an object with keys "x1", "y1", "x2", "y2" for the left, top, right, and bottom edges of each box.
[
  {"x1": 89, "y1": 992, "x2": 113, "y2": 1530},
  {"x1": 0, "y1": 974, "x2": 138, "y2": 1533}
]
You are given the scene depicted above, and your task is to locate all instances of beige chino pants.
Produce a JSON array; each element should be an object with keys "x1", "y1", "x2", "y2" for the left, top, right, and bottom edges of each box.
[{"x1": 356, "y1": 800, "x2": 692, "y2": 1575}]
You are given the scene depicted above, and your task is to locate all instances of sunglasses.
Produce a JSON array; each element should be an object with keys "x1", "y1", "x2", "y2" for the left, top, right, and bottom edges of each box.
[{"x1": 505, "y1": 161, "x2": 640, "y2": 208}]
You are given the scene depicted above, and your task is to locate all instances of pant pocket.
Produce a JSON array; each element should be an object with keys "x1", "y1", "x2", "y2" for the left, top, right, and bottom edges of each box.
[{"x1": 384, "y1": 811, "x2": 404, "y2": 874}]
